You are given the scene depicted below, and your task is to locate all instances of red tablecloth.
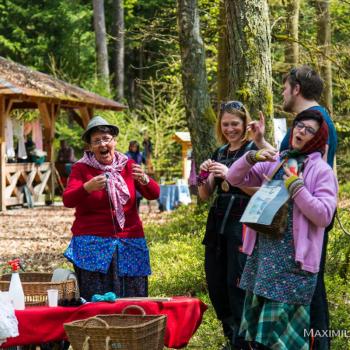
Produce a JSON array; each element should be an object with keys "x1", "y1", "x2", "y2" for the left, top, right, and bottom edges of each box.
[{"x1": 2, "y1": 297, "x2": 207, "y2": 349}]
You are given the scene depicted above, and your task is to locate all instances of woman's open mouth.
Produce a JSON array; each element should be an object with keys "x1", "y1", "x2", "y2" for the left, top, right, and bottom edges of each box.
[{"x1": 99, "y1": 149, "x2": 109, "y2": 157}]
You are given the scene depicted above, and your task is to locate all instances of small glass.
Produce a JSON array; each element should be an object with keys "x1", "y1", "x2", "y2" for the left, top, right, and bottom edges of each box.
[{"x1": 47, "y1": 289, "x2": 59, "y2": 307}]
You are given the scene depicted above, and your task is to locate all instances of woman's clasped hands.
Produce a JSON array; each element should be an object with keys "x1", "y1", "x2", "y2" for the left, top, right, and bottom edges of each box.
[{"x1": 200, "y1": 159, "x2": 228, "y2": 179}]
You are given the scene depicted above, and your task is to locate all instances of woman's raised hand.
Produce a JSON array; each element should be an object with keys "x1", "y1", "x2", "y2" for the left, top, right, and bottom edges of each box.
[
  {"x1": 83, "y1": 175, "x2": 107, "y2": 193},
  {"x1": 132, "y1": 163, "x2": 149, "y2": 184},
  {"x1": 255, "y1": 148, "x2": 277, "y2": 162},
  {"x1": 247, "y1": 111, "x2": 276, "y2": 151},
  {"x1": 247, "y1": 111, "x2": 265, "y2": 144}
]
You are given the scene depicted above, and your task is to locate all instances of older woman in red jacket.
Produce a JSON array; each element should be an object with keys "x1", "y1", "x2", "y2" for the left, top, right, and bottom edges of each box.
[{"x1": 63, "y1": 116, "x2": 159, "y2": 301}]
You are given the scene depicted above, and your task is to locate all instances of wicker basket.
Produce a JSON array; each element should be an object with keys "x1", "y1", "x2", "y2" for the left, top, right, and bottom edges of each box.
[
  {"x1": 64, "y1": 305, "x2": 167, "y2": 350},
  {"x1": 0, "y1": 272, "x2": 77, "y2": 306}
]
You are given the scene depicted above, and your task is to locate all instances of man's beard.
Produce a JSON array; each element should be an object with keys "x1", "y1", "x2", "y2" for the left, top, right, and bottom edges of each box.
[{"x1": 283, "y1": 98, "x2": 295, "y2": 113}]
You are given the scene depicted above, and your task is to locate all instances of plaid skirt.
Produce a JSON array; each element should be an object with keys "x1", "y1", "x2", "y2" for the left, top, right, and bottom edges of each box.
[{"x1": 240, "y1": 292, "x2": 310, "y2": 350}]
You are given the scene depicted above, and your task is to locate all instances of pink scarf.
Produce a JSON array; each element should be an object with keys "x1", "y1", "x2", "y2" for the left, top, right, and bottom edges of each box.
[{"x1": 78, "y1": 151, "x2": 130, "y2": 230}]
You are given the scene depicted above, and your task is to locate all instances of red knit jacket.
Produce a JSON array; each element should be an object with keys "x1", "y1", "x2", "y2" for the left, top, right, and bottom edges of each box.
[{"x1": 63, "y1": 160, "x2": 160, "y2": 238}]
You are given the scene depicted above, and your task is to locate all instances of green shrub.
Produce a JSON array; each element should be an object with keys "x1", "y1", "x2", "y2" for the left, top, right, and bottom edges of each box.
[
  {"x1": 326, "y1": 275, "x2": 350, "y2": 349},
  {"x1": 145, "y1": 204, "x2": 227, "y2": 348},
  {"x1": 326, "y1": 195, "x2": 350, "y2": 350},
  {"x1": 146, "y1": 204, "x2": 208, "y2": 296}
]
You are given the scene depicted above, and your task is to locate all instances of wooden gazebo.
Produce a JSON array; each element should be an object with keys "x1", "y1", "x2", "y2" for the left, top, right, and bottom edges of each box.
[
  {"x1": 173, "y1": 131, "x2": 192, "y2": 180},
  {"x1": 0, "y1": 56, "x2": 125, "y2": 210}
]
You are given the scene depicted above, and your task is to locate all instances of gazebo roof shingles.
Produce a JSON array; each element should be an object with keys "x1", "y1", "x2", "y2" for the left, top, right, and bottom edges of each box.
[{"x1": 0, "y1": 56, "x2": 126, "y2": 111}]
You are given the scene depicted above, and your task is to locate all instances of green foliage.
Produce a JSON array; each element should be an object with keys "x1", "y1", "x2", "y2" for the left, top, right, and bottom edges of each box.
[
  {"x1": 336, "y1": 153, "x2": 350, "y2": 185},
  {"x1": 133, "y1": 80, "x2": 187, "y2": 177},
  {"x1": 55, "y1": 113, "x2": 85, "y2": 156},
  {"x1": 326, "y1": 275, "x2": 350, "y2": 349},
  {"x1": 325, "y1": 189, "x2": 350, "y2": 349},
  {"x1": 339, "y1": 182, "x2": 350, "y2": 197},
  {"x1": 146, "y1": 204, "x2": 207, "y2": 296},
  {"x1": 0, "y1": 0, "x2": 96, "y2": 83},
  {"x1": 327, "y1": 207, "x2": 350, "y2": 279}
]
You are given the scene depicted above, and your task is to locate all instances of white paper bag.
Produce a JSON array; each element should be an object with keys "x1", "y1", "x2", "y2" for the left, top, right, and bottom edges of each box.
[{"x1": 0, "y1": 291, "x2": 19, "y2": 345}]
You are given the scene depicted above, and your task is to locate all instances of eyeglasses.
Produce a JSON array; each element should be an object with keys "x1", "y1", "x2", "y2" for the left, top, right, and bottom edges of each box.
[
  {"x1": 220, "y1": 101, "x2": 245, "y2": 112},
  {"x1": 90, "y1": 136, "x2": 114, "y2": 146},
  {"x1": 294, "y1": 121, "x2": 317, "y2": 136}
]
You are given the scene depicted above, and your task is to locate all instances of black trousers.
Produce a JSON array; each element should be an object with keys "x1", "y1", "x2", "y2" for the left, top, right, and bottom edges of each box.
[
  {"x1": 204, "y1": 224, "x2": 247, "y2": 347},
  {"x1": 310, "y1": 213, "x2": 335, "y2": 350}
]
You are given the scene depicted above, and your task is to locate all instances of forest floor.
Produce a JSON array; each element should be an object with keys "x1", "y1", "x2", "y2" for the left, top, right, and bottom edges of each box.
[{"x1": 0, "y1": 201, "x2": 167, "y2": 271}]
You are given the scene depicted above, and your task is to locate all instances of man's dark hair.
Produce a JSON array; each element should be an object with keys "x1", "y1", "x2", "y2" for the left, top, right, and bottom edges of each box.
[{"x1": 283, "y1": 65, "x2": 324, "y2": 101}]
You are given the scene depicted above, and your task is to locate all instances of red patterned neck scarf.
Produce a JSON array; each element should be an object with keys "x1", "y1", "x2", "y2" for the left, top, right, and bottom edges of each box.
[{"x1": 78, "y1": 151, "x2": 130, "y2": 230}]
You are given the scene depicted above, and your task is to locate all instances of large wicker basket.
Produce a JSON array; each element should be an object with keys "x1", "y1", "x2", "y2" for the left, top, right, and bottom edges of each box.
[
  {"x1": 0, "y1": 272, "x2": 77, "y2": 306},
  {"x1": 64, "y1": 305, "x2": 167, "y2": 350}
]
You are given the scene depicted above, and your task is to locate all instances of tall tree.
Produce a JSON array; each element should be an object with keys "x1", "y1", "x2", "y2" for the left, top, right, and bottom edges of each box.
[
  {"x1": 177, "y1": 0, "x2": 216, "y2": 169},
  {"x1": 224, "y1": 0, "x2": 274, "y2": 140},
  {"x1": 285, "y1": 0, "x2": 300, "y2": 64},
  {"x1": 217, "y1": 0, "x2": 230, "y2": 102},
  {"x1": 93, "y1": 0, "x2": 110, "y2": 92},
  {"x1": 112, "y1": 0, "x2": 124, "y2": 101},
  {"x1": 313, "y1": 0, "x2": 333, "y2": 113}
]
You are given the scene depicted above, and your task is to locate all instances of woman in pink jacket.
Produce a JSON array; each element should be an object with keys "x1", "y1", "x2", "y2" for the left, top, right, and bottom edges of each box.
[{"x1": 225, "y1": 109, "x2": 338, "y2": 350}]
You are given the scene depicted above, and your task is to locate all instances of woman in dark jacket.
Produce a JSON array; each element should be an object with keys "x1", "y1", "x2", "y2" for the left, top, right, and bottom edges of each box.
[{"x1": 198, "y1": 101, "x2": 258, "y2": 350}]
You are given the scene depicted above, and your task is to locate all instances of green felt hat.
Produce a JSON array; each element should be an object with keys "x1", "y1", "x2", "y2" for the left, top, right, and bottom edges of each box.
[{"x1": 82, "y1": 116, "x2": 119, "y2": 142}]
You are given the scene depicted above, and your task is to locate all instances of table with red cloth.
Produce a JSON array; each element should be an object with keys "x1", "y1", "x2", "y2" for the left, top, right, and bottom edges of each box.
[{"x1": 2, "y1": 296, "x2": 207, "y2": 349}]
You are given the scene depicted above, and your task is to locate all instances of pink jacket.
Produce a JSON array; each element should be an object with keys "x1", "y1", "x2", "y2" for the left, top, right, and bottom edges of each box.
[{"x1": 226, "y1": 152, "x2": 338, "y2": 273}]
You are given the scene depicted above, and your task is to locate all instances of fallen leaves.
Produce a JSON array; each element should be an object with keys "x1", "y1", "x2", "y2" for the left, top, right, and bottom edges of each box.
[{"x1": 0, "y1": 206, "x2": 74, "y2": 274}]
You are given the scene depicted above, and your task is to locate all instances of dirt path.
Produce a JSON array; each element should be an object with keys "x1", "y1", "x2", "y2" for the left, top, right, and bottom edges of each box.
[
  {"x1": 0, "y1": 206, "x2": 74, "y2": 272},
  {"x1": 0, "y1": 202, "x2": 169, "y2": 273}
]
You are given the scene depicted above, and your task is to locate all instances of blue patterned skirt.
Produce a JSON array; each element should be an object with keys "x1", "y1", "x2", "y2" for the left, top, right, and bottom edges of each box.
[{"x1": 74, "y1": 249, "x2": 148, "y2": 301}]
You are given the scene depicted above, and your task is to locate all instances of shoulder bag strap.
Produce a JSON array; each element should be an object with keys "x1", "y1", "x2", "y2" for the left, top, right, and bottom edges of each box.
[{"x1": 265, "y1": 159, "x2": 287, "y2": 182}]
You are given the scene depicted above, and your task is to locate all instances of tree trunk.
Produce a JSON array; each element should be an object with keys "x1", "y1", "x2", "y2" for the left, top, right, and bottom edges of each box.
[
  {"x1": 177, "y1": 0, "x2": 217, "y2": 170},
  {"x1": 93, "y1": 0, "x2": 110, "y2": 92},
  {"x1": 217, "y1": 0, "x2": 229, "y2": 103},
  {"x1": 314, "y1": 0, "x2": 332, "y2": 113},
  {"x1": 112, "y1": 0, "x2": 124, "y2": 101},
  {"x1": 285, "y1": 0, "x2": 300, "y2": 64},
  {"x1": 225, "y1": 0, "x2": 274, "y2": 140}
]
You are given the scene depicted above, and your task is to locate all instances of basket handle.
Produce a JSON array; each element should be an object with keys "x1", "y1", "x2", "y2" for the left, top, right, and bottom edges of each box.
[
  {"x1": 105, "y1": 335, "x2": 110, "y2": 350},
  {"x1": 82, "y1": 335, "x2": 90, "y2": 350},
  {"x1": 82, "y1": 316, "x2": 109, "y2": 329},
  {"x1": 121, "y1": 304, "x2": 146, "y2": 315}
]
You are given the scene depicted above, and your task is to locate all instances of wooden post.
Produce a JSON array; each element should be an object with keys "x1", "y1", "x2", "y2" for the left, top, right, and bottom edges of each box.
[
  {"x1": 38, "y1": 102, "x2": 60, "y2": 203},
  {"x1": 78, "y1": 106, "x2": 94, "y2": 128},
  {"x1": 0, "y1": 97, "x2": 13, "y2": 210},
  {"x1": 181, "y1": 144, "x2": 187, "y2": 179},
  {"x1": 0, "y1": 97, "x2": 6, "y2": 211}
]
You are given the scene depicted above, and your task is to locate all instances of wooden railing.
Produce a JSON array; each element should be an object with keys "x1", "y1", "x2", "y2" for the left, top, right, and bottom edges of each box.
[{"x1": 5, "y1": 162, "x2": 53, "y2": 206}]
